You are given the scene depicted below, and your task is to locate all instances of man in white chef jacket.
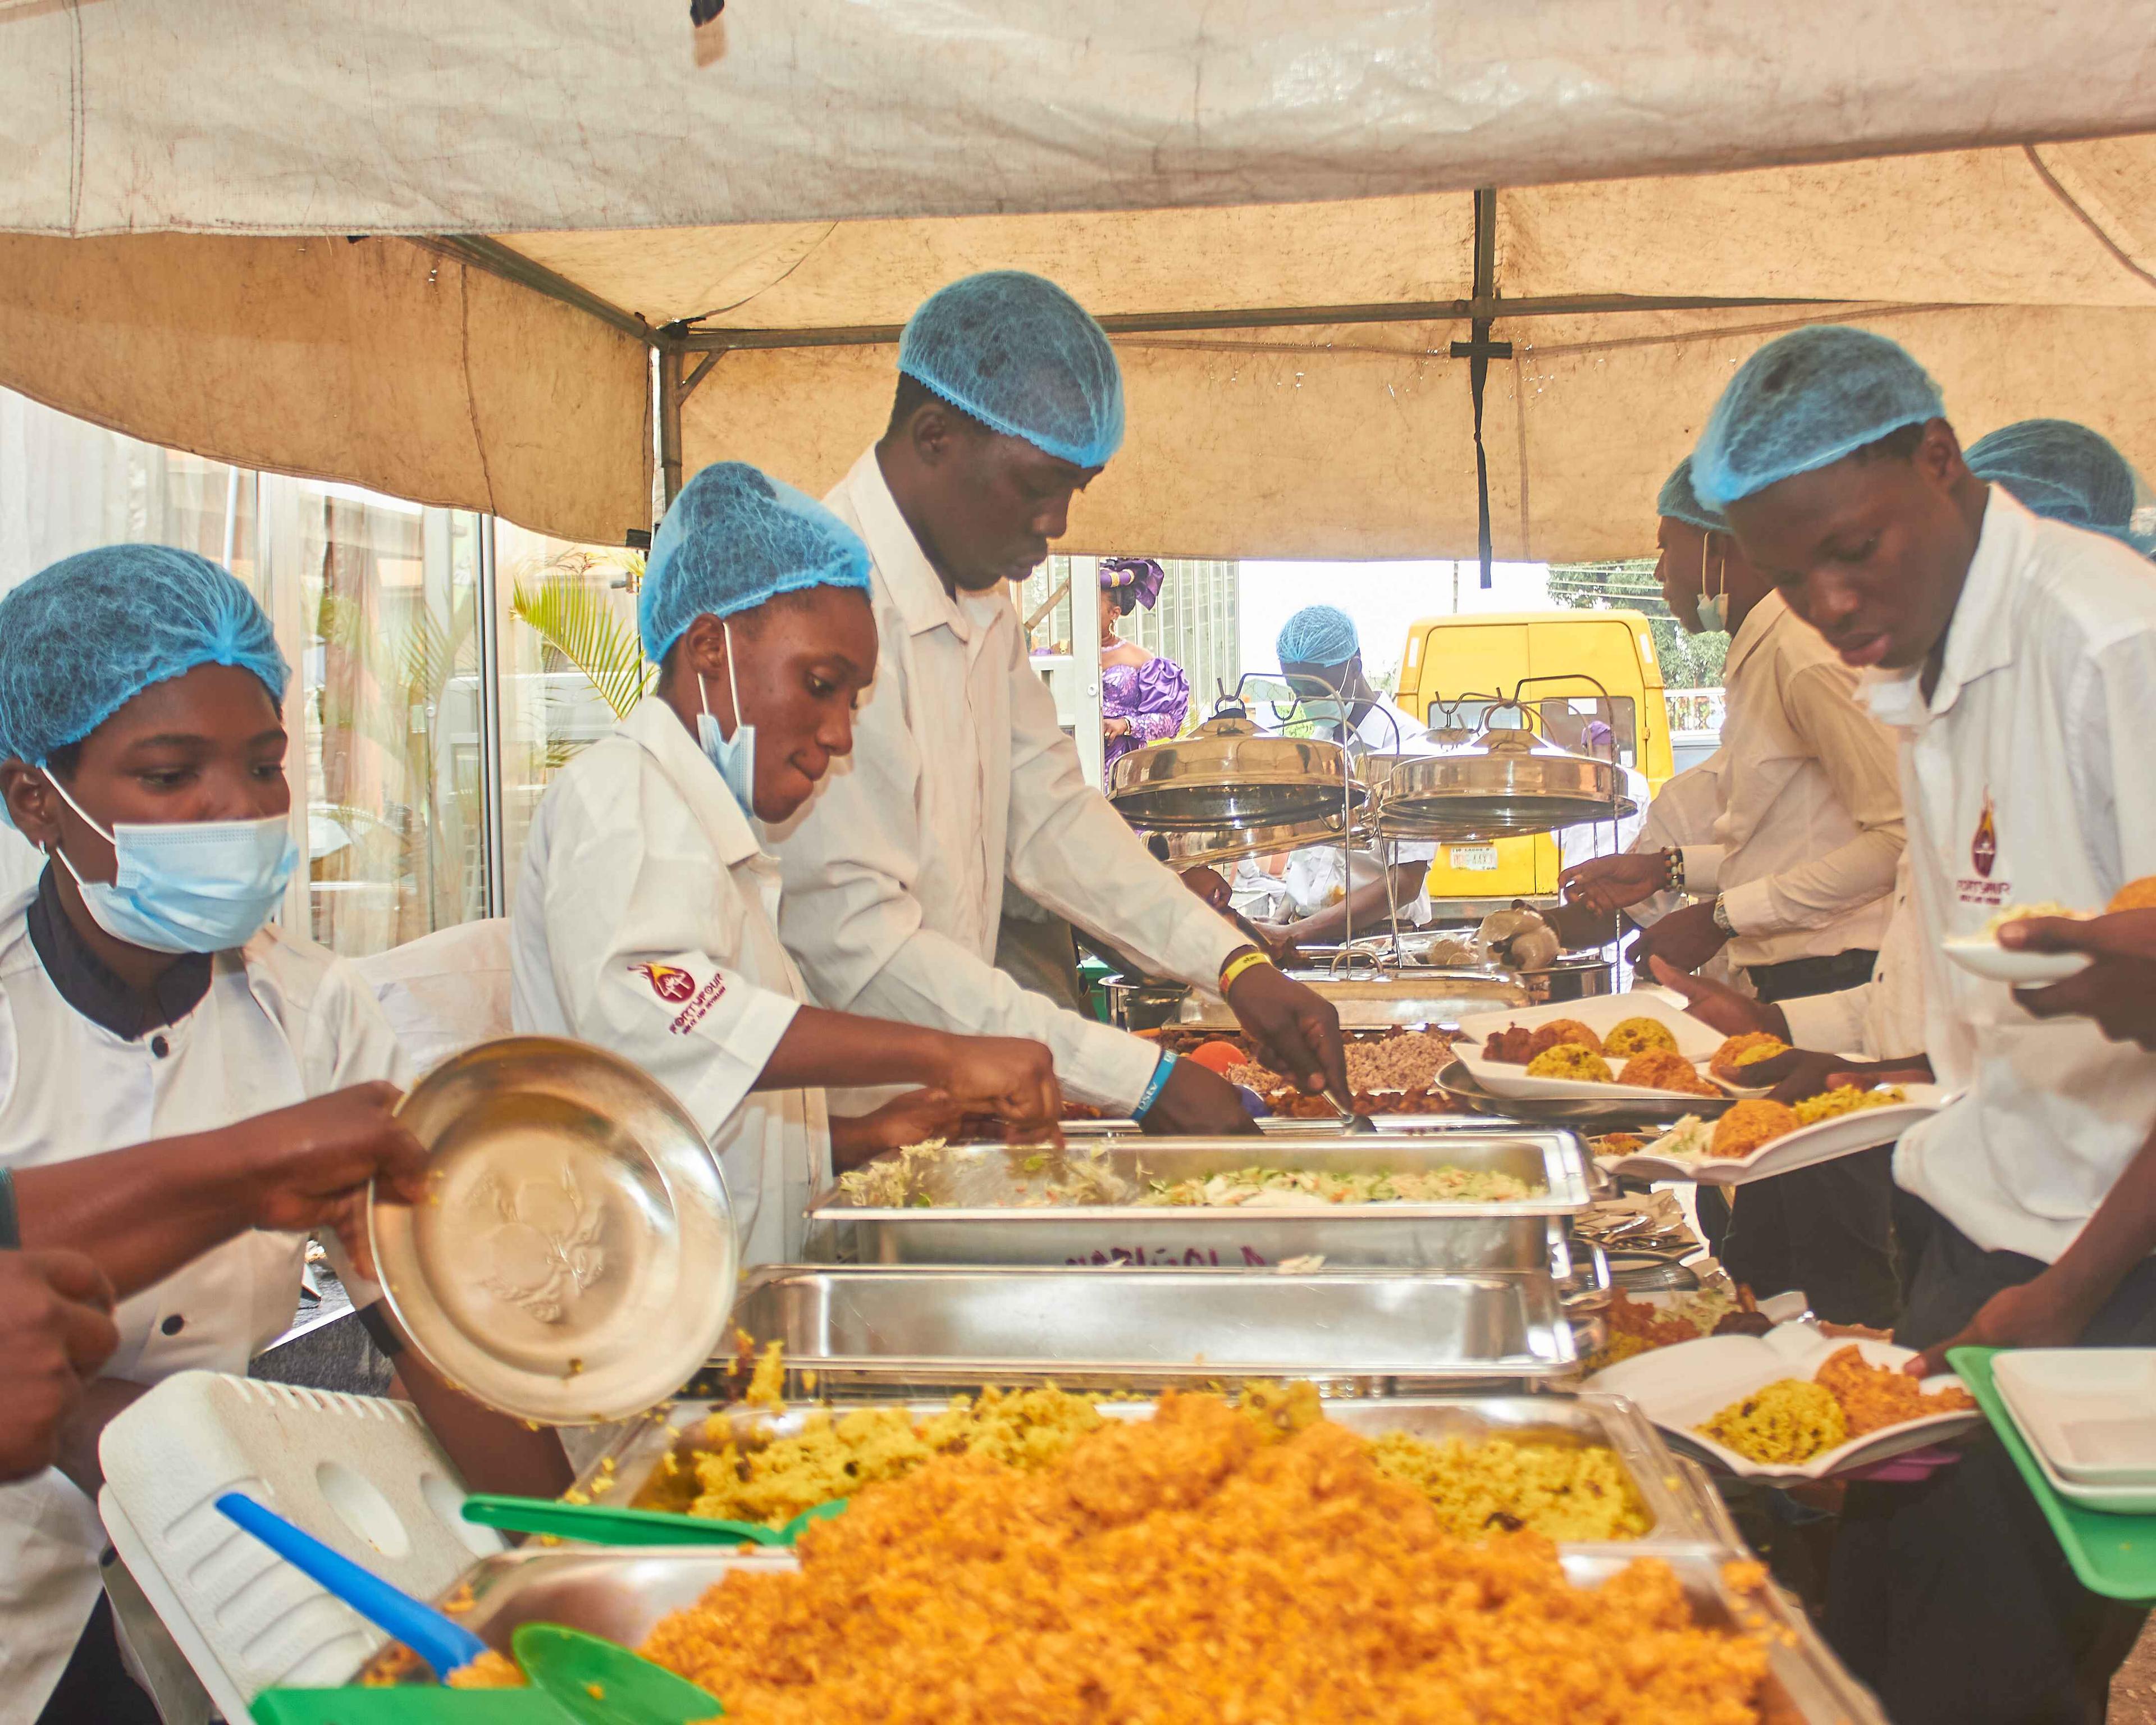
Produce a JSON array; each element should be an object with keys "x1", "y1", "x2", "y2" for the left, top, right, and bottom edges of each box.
[
  {"x1": 776, "y1": 272, "x2": 1349, "y2": 1126},
  {"x1": 1563, "y1": 455, "x2": 1908, "y2": 1324},
  {"x1": 0, "y1": 545, "x2": 564, "y2": 1725},
  {"x1": 1693, "y1": 325, "x2": 2156, "y2": 1725}
]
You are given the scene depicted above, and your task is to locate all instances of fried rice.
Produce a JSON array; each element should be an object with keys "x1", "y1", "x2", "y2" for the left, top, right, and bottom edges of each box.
[
  {"x1": 1603, "y1": 1016, "x2": 1680, "y2": 1057},
  {"x1": 1525, "y1": 1043, "x2": 1615, "y2": 1083},
  {"x1": 641, "y1": 1391, "x2": 1769, "y2": 1724},
  {"x1": 1618, "y1": 1049, "x2": 1722, "y2": 1096}
]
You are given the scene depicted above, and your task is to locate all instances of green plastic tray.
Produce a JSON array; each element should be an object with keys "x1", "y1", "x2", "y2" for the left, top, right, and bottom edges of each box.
[
  {"x1": 1951, "y1": 1345, "x2": 2156, "y2": 1604},
  {"x1": 251, "y1": 1692, "x2": 569, "y2": 1723}
]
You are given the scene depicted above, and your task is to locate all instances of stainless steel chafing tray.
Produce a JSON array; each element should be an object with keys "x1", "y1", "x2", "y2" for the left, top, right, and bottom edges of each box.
[
  {"x1": 1170, "y1": 969, "x2": 1529, "y2": 1030},
  {"x1": 349, "y1": 1542, "x2": 1888, "y2": 1722},
  {"x1": 1062, "y1": 1113, "x2": 1511, "y2": 1137},
  {"x1": 572, "y1": 1391, "x2": 1723, "y2": 1544},
  {"x1": 718, "y1": 1264, "x2": 1579, "y2": 1389},
  {"x1": 806, "y1": 1133, "x2": 1593, "y2": 1276}
]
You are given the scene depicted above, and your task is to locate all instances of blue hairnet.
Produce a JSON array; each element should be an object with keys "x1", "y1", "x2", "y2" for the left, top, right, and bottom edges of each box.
[
  {"x1": 0, "y1": 544, "x2": 288, "y2": 766},
  {"x1": 638, "y1": 462, "x2": 874, "y2": 663},
  {"x1": 1276, "y1": 604, "x2": 1360, "y2": 668},
  {"x1": 1965, "y1": 419, "x2": 2152, "y2": 551},
  {"x1": 897, "y1": 271, "x2": 1125, "y2": 469},
  {"x1": 1656, "y1": 457, "x2": 1728, "y2": 534},
  {"x1": 1693, "y1": 326, "x2": 1944, "y2": 509}
]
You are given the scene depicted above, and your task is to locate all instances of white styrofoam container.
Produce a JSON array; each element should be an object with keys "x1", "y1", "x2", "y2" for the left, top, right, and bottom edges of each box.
[{"x1": 98, "y1": 1372, "x2": 504, "y2": 1718}]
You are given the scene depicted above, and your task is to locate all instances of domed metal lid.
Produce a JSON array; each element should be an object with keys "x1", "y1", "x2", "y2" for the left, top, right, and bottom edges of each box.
[
  {"x1": 1377, "y1": 727, "x2": 1636, "y2": 838},
  {"x1": 1108, "y1": 712, "x2": 1366, "y2": 831}
]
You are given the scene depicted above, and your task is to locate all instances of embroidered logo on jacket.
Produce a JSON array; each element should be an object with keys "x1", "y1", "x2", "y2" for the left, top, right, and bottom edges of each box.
[
  {"x1": 631, "y1": 961, "x2": 698, "y2": 1003},
  {"x1": 1971, "y1": 792, "x2": 1999, "y2": 879}
]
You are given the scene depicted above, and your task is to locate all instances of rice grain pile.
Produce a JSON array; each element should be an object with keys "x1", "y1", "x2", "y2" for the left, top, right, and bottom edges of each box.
[
  {"x1": 641, "y1": 1391, "x2": 1769, "y2": 1725},
  {"x1": 1698, "y1": 1380, "x2": 1847, "y2": 1464}
]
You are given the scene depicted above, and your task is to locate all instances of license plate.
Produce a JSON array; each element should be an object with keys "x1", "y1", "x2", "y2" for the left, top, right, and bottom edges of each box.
[{"x1": 1448, "y1": 845, "x2": 1499, "y2": 871}]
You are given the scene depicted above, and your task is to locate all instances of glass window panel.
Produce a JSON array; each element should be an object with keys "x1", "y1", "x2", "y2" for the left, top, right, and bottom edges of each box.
[
  {"x1": 492, "y1": 522, "x2": 651, "y2": 895},
  {"x1": 295, "y1": 486, "x2": 485, "y2": 955}
]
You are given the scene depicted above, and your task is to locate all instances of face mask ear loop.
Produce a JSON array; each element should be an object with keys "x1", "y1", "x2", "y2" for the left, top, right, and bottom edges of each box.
[
  {"x1": 721, "y1": 618, "x2": 746, "y2": 736},
  {"x1": 37, "y1": 766, "x2": 114, "y2": 880}
]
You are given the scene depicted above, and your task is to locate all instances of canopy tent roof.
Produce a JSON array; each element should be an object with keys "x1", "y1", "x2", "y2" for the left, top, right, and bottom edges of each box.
[{"x1": 5, "y1": 2, "x2": 2156, "y2": 557}]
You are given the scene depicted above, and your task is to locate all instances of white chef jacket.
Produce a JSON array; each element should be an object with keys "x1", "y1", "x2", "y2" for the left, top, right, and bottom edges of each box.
[
  {"x1": 0, "y1": 892, "x2": 405, "y2": 1722},
  {"x1": 1624, "y1": 753, "x2": 1727, "y2": 928},
  {"x1": 1679, "y1": 590, "x2": 1905, "y2": 969},
  {"x1": 1275, "y1": 697, "x2": 1440, "y2": 926},
  {"x1": 1872, "y1": 489, "x2": 2156, "y2": 1263},
  {"x1": 774, "y1": 448, "x2": 1243, "y2": 1110},
  {"x1": 1555, "y1": 762, "x2": 1652, "y2": 874},
  {"x1": 510, "y1": 697, "x2": 827, "y2": 1268},
  {"x1": 1778, "y1": 855, "x2": 1929, "y2": 1061}
]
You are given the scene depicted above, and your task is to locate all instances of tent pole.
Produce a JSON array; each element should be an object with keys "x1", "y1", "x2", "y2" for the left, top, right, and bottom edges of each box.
[
  {"x1": 1450, "y1": 188, "x2": 1513, "y2": 590},
  {"x1": 672, "y1": 290, "x2": 1834, "y2": 352},
  {"x1": 657, "y1": 348, "x2": 686, "y2": 510}
]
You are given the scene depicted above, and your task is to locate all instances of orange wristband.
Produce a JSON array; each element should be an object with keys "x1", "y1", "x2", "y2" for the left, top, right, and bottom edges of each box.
[{"x1": 1219, "y1": 949, "x2": 1275, "y2": 993}]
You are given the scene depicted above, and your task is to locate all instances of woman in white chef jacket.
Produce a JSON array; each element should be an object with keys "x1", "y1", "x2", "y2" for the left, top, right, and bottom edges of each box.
[
  {"x1": 511, "y1": 463, "x2": 1062, "y2": 1268},
  {"x1": 0, "y1": 545, "x2": 563, "y2": 1725}
]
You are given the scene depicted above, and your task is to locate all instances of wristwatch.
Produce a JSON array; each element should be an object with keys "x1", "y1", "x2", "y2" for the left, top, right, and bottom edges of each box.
[{"x1": 1710, "y1": 893, "x2": 1735, "y2": 935}]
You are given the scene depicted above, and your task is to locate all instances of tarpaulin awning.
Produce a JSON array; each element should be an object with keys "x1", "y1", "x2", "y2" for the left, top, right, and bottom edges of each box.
[{"x1": 4, "y1": 3, "x2": 2155, "y2": 556}]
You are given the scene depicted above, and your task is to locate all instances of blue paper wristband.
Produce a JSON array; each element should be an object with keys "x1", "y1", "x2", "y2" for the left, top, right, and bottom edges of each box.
[{"x1": 1134, "y1": 1050, "x2": 1179, "y2": 1118}]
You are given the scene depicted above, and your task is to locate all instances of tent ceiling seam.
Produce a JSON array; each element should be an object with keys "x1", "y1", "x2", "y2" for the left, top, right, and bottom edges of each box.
[
  {"x1": 1520, "y1": 301, "x2": 1971, "y2": 360},
  {"x1": 672, "y1": 221, "x2": 842, "y2": 327},
  {"x1": 2021, "y1": 144, "x2": 2156, "y2": 296},
  {"x1": 456, "y1": 266, "x2": 497, "y2": 516}
]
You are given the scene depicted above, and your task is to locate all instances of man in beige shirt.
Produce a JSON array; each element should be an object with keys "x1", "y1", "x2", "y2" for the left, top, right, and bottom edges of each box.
[{"x1": 1564, "y1": 458, "x2": 1906, "y2": 1324}]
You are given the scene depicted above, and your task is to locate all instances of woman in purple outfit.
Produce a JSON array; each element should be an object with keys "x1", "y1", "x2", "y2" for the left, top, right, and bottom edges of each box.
[{"x1": 1097, "y1": 557, "x2": 1190, "y2": 769}]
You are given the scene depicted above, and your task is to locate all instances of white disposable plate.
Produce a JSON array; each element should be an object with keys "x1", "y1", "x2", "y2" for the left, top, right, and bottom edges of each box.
[
  {"x1": 1940, "y1": 938, "x2": 2089, "y2": 984},
  {"x1": 1585, "y1": 1322, "x2": 1981, "y2": 1482},
  {"x1": 1455, "y1": 989, "x2": 1730, "y2": 1102},
  {"x1": 1597, "y1": 1085, "x2": 1946, "y2": 1187},
  {"x1": 1993, "y1": 1349, "x2": 2156, "y2": 1485},
  {"x1": 2011, "y1": 1411, "x2": 2156, "y2": 1514}
]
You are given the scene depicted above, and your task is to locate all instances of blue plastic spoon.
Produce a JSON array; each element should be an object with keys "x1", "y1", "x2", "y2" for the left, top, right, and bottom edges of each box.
[{"x1": 215, "y1": 1492, "x2": 489, "y2": 1683}]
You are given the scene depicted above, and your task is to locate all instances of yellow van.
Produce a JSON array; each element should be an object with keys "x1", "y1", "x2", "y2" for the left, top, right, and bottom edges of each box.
[{"x1": 1389, "y1": 609, "x2": 1674, "y2": 918}]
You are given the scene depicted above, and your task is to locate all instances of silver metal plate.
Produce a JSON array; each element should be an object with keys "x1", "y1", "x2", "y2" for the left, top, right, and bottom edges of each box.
[
  {"x1": 349, "y1": 1543, "x2": 1887, "y2": 1721},
  {"x1": 808, "y1": 1134, "x2": 1591, "y2": 1273},
  {"x1": 370, "y1": 1036, "x2": 738, "y2": 1425},
  {"x1": 726, "y1": 1264, "x2": 1578, "y2": 1384}
]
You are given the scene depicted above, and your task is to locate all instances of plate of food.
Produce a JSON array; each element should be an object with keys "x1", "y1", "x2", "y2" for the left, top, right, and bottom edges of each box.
[
  {"x1": 1943, "y1": 902, "x2": 2094, "y2": 984},
  {"x1": 1586, "y1": 1286, "x2": 1811, "y2": 1370},
  {"x1": 1454, "y1": 992, "x2": 1731, "y2": 1101},
  {"x1": 1592, "y1": 1083, "x2": 1943, "y2": 1185},
  {"x1": 1586, "y1": 1322, "x2": 1981, "y2": 1481}
]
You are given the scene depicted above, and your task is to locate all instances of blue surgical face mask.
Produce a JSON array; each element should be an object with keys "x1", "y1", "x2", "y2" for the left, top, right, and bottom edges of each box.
[
  {"x1": 1694, "y1": 539, "x2": 1729, "y2": 636},
  {"x1": 44, "y1": 773, "x2": 297, "y2": 954},
  {"x1": 696, "y1": 619, "x2": 757, "y2": 814}
]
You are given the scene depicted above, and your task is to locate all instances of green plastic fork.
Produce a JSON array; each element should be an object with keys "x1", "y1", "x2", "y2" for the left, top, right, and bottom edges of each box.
[{"x1": 460, "y1": 1494, "x2": 846, "y2": 1549}]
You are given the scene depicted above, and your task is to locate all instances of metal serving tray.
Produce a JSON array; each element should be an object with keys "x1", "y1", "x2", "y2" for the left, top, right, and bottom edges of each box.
[
  {"x1": 349, "y1": 1544, "x2": 1886, "y2": 1722},
  {"x1": 577, "y1": 1391, "x2": 1722, "y2": 1545},
  {"x1": 1172, "y1": 970, "x2": 1528, "y2": 1030},
  {"x1": 807, "y1": 1133, "x2": 1592, "y2": 1274},
  {"x1": 1062, "y1": 1114, "x2": 1509, "y2": 1136},
  {"x1": 718, "y1": 1264, "x2": 1578, "y2": 1390}
]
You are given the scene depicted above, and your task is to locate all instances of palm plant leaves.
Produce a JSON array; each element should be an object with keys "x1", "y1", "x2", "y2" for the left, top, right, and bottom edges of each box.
[{"x1": 509, "y1": 569, "x2": 654, "y2": 719}]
